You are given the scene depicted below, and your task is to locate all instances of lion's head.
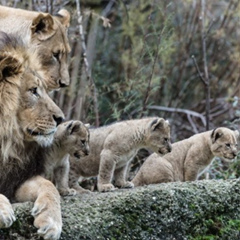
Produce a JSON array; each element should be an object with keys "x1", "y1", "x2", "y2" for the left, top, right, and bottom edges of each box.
[
  {"x1": 54, "y1": 120, "x2": 90, "y2": 159},
  {"x1": 31, "y1": 10, "x2": 71, "y2": 90},
  {"x1": 210, "y1": 127, "x2": 239, "y2": 161},
  {"x1": 146, "y1": 118, "x2": 172, "y2": 155},
  {"x1": 0, "y1": 6, "x2": 71, "y2": 91},
  {"x1": 0, "y1": 31, "x2": 64, "y2": 161}
]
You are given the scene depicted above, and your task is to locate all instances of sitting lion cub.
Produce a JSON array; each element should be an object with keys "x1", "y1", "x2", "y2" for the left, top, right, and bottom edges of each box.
[
  {"x1": 132, "y1": 127, "x2": 239, "y2": 186},
  {"x1": 43, "y1": 120, "x2": 90, "y2": 196},
  {"x1": 68, "y1": 117, "x2": 172, "y2": 192}
]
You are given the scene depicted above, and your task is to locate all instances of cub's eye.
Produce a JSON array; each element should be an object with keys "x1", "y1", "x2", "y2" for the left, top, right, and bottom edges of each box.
[
  {"x1": 226, "y1": 143, "x2": 231, "y2": 148},
  {"x1": 164, "y1": 138, "x2": 168, "y2": 143},
  {"x1": 53, "y1": 51, "x2": 60, "y2": 61},
  {"x1": 29, "y1": 87, "x2": 39, "y2": 97},
  {"x1": 81, "y1": 140, "x2": 86, "y2": 145}
]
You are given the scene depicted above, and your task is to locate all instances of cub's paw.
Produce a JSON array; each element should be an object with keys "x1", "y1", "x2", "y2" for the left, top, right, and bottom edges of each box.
[
  {"x1": 75, "y1": 189, "x2": 92, "y2": 195},
  {"x1": 32, "y1": 199, "x2": 62, "y2": 240},
  {"x1": 59, "y1": 188, "x2": 76, "y2": 197},
  {"x1": 98, "y1": 183, "x2": 116, "y2": 192},
  {"x1": 0, "y1": 195, "x2": 16, "y2": 228},
  {"x1": 122, "y1": 181, "x2": 134, "y2": 189}
]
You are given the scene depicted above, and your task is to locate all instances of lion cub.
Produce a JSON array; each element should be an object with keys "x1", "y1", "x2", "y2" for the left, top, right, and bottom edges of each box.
[
  {"x1": 132, "y1": 127, "x2": 239, "y2": 186},
  {"x1": 43, "y1": 120, "x2": 90, "y2": 196},
  {"x1": 68, "y1": 117, "x2": 172, "y2": 192}
]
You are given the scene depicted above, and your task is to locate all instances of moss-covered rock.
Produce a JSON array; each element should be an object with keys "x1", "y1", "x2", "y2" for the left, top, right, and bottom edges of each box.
[{"x1": 1, "y1": 179, "x2": 240, "y2": 239}]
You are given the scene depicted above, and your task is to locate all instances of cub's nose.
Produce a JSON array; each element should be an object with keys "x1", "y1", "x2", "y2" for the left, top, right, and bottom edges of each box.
[
  {"x1": 53, "y1": 115, "x2": 64, "y2": 126},
  {"x1": 168, "y1": 144, "x2": 172, "y2": 153}
]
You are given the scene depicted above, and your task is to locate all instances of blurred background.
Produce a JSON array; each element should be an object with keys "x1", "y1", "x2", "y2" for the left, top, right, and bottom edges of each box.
[{"x1": 2, "y1": 0, "x2": 240, "y2": 184}]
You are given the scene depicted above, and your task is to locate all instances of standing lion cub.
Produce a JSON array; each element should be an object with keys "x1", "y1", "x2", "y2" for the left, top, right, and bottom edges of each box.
[
  {"x1": 68, "y1": 117, "x2": 172, "y2": 192},
  {"x1": 132, "y1": 127, "x2": 239, "y2": 186}
]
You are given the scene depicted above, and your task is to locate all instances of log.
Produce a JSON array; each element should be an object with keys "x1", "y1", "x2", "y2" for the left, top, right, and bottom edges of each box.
[{"x1": 1, "y1": 179, "x2": 240, "y2": 239}]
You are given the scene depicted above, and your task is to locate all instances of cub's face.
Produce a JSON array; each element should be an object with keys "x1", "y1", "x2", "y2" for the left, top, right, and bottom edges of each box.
[
  {"x1": 146, "y1": 118, "x2": 172, "y2": 155},
  {"x1": 211, "y1": 127, "x2": 239, "y2": 161},
  {"x1": 55, "y1": 120, "x2": 90, "y2": 159},
  {"x1": 18, "y1": 70, "x2": 64, "y2": 146}
]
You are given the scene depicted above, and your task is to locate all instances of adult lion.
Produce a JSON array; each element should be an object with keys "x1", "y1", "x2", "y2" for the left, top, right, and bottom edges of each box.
[
  {"x1": 0, "y1": 32, "x2": 65, "y2": 239},
  {"x1": 0, "y1": 5, "x2": 71, "y2": 91}
]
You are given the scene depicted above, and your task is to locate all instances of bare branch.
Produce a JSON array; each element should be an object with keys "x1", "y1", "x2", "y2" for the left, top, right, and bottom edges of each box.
[
  {"x1": 147, "y1": 105, "x2": 206, "y2": 127},
  {"x1": 187, "y1": 114, "x2": 199, "y2": 134},
  {"x1": 191, "y1": 55, "x2": 206, "y2": 85}
]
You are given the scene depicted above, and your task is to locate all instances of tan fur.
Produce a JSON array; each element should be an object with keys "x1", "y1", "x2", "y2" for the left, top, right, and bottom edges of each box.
[
  {"x1": 0, "y1": 5, "x2": 71, "y2": 90},
  {"x1": 69, "y1": 117, "x2": 172, "y2": 192},
  {"x1": 132, "y1": 128, "x2": 239, "y2": 186},
  {"x1": 0, "y1": 32, "x2": 64, "y2": 239},
  {"x1": 43, "y1": 120, "x2": 90, "y2": 196},
  {"x1": 15, "y1": 176, "x2": 62, "y2": 239}
]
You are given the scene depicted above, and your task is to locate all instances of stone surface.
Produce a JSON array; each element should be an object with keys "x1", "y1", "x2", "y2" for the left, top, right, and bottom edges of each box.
[{"x1": 1, "y1": 179, "x2": 240, "y2": 240}]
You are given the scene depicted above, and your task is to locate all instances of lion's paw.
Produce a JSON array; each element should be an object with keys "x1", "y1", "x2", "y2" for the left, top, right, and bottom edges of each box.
[
  {"x1": 98, "y1": 183, "x2": 116, "y2": 192},
  {"x1": 32, "y1": 199, "x2": 62, "y2": 240},
  {"x1": 0, "y1": 195, "x2": 16, "y2": 228}
]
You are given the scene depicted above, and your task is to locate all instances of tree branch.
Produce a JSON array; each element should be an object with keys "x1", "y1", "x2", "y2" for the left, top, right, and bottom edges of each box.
[{"x1": 147, "y1": 105, "x2": 206, "y2": 127}]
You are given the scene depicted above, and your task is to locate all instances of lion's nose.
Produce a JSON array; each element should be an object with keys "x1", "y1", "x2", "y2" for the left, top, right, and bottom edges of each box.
[
  {"x1": 53, "y1": 115, "x2": 64, "y2": 126},
  {"x1": 59, "y1": 79, "x2": 68, "y2": 88}
]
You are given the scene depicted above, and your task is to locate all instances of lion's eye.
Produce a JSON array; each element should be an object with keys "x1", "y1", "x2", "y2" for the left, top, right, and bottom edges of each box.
[
  {"x1": 81, "y1": 140, "x2": 86, "y2": 145},
  {"x1": 29, "y1": 87, "x2": 39, "y2": 97},
  {"x1": 164, "y1": 138, "x2": 168, "y2": 143},
  {"x1": 226, "y1": 143, "x2": 231, "y2": 148},
  {"x1": 53, "y1": 51, "x2": 60, "y2": 61}
]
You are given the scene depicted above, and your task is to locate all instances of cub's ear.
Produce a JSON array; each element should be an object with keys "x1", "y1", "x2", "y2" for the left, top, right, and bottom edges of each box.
[
  {"x1": 31, "y1": 13, "x2": 55, "y2": 41},
  {"x1": 211, "y1": 128, "x2": 223, "y2": 143},
  {"x1": 55, "y1": 9, "x2": 70, "y2": 28},
  {"x1": 67, "y1": 121, "x2": 82, "y2": 135},
  {"x1": 85, "y1": 123, "x2": 90, "y2": 128},
  {"x1": 150, "y1": 118, "x2": 166, "y2": 131},
  {"x1": 234, "y1": 130, "x2": 239, "y2": 139},
  {"x1": 0, "y1": 55, "x2": 22, "y2": 81}
]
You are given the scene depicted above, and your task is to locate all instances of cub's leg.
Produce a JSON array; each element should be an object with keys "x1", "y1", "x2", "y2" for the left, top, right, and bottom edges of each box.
[
  {"x1": 98, "y1": 149, "x2": 117, "y2": 192},
  {"x1": 68, "y1": 169, "x2": 91, "y2": 194},
  {"x1": 184, "y1": 164, "x2": 199, "y2": 181},
  {"x1": 54, "y1": 156, "x2": 76, "y2": 196},
  {"x1": 114, "y1": 162, "x2": 134, "y2": 189},
  {"x1": 0, "y1": 194, "x2": 16, "y2": 228},
  {"x1": 15, "y1": 175, "x2": 62, "y2": 240}
]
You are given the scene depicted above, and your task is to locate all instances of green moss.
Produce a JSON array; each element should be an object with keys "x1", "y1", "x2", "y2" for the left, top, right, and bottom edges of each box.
[{"x1": 2, "y1": 179, "x2": 240, "y2": 239}]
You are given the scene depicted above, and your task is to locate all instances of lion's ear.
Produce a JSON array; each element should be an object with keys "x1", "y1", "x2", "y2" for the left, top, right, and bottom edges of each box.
[
  {"x1": 31, "y1": 13, "x2": 55, "y2": 41},
  {"x1": 67, "y1": 121, "x2": 81, "y2": 135},
  {"x1": 150, "y1": 118, "x2": 166, "y2": 131},
  {"x1": 0, "y1": 55, "x2": 22, "y2": 81},
  {"x1": 56, "y1": 9, "x2": 70, "y2": 27},
  {"x1": 211, "y1": 128, "x2": 223, "y2": 143}
]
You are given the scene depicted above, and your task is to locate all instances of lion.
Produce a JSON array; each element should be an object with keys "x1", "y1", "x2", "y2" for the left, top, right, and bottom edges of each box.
[
  {"x1": 132, "y1": 127, "x2": 239, "y2": 186},
  {"x1": 0, "y1": 5, "x2": 71, "y2": 91},
  {"x1": 43, "y1": 120, "x2": 90, "y2": 196},
  {"x1": 68, "y1": 117, "x2": 172, "y2": 193},
  {"x1": 0, "y1": 32, "x2": 65, "y2": 239}
]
